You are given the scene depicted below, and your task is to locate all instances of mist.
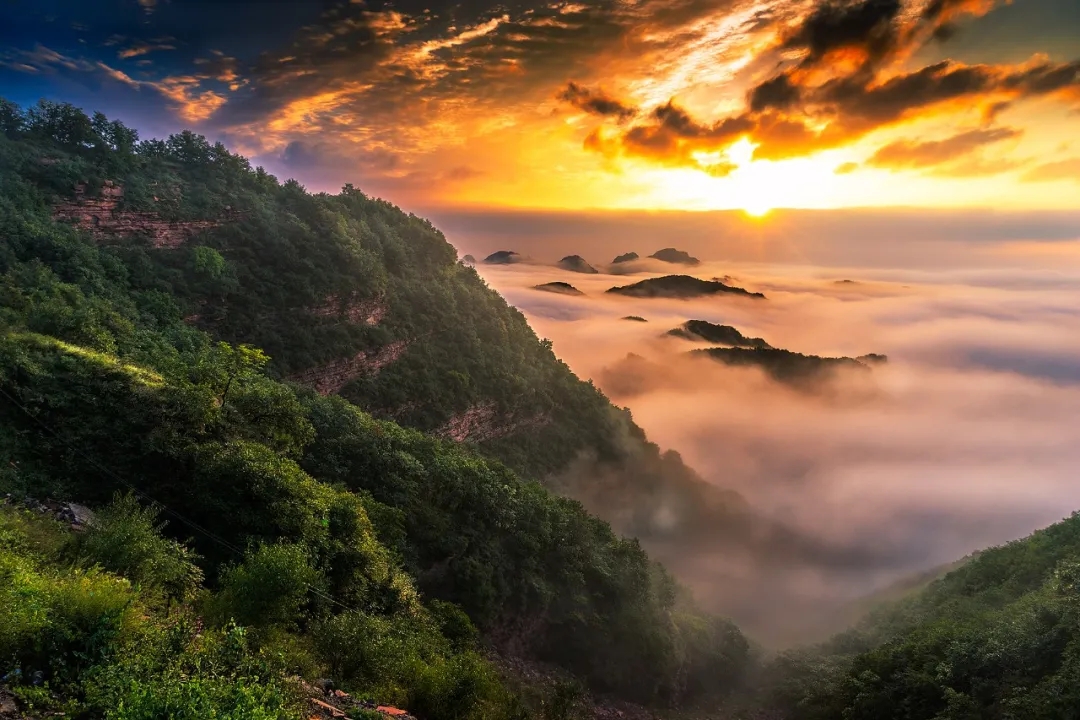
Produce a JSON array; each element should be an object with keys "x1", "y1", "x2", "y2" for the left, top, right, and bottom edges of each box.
[{"x1": 441, "y1": 209, "x2": 1080, "y2": 646}]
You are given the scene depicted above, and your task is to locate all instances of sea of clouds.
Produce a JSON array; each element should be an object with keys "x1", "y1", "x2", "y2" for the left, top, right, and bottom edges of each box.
[{"x1": 437, "y1": 208, "x2": 1080, "y2": 645}]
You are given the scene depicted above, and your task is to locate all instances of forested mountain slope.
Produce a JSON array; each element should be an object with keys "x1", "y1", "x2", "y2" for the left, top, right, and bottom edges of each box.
[
  {"x1": 0, "y1": 99, "x2": 750, "y2": 718},
  {"x1": 763, "y1": 511, "x2": 1080, "y2": 719}
]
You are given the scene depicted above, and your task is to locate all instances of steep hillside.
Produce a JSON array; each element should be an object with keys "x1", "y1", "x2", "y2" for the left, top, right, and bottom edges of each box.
[
  {"x1": 0, "y1": 99, "x2": 751, "y2": 716},
  {"x1": 762, "y1": 513, "x2": 1080, "y2": 719}
]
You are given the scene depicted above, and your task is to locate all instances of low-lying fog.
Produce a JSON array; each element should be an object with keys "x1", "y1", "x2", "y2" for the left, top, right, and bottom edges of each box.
[{"x1": 438, "y1": 208, "x2": 1080, "y2": 646}]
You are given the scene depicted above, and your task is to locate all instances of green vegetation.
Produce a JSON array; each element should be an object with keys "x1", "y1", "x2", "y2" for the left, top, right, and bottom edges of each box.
[
  {"x1": 667, "y1": 320, "x2": 771, "y2": 349},
  {"x1": 607, "y1": 275, "x2": 765, "y2": 299},
  {"x1": 763, "y1": 512, "x2": 1080, "y2": 719},
  {"x1": 0, "y1": 98, "x2": 750, "y2": 717}
]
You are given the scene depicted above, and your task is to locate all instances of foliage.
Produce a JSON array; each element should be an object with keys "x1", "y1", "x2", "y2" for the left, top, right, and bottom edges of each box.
[
  {"x1": 75, "y1": 493, "x2": 204, "y2": 601},
  {"x1": 763, "y1": 512, "x2": 1080, "y2": 719}
]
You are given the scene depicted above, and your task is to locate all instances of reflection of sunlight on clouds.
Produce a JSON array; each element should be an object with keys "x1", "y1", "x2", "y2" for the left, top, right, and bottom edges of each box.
[{"x1": 637, "y1": 146, "x2": 844, "y2": 213}]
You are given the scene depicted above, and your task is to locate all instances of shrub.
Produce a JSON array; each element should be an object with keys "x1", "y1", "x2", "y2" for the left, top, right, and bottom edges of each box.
[
  {"x1": 76, "y1": 493, "x2": 204, "y2": 601},
  {"x1": 0, "y1": 544, "x2": 133, "y2": 686},
  {"x1": 207, "y1": 542, "x2": 318, "y2": 631},
  {"x1": 89, "y1": 619, "x2": 300, "y2": 720}
]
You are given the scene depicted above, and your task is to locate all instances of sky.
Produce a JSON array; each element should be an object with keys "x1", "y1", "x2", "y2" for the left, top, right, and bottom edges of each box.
[{"x1": 1, "y1": 0, "x2": 1078, "y2": 212}]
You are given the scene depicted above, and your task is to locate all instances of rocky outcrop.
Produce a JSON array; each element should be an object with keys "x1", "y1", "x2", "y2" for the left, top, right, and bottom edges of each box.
[
  {"x1": 2, "y1": 494, "x2": 95, "y2": 532},
  {"x1": 298, "y1": 678, "x2": 417, "y2": 720},
  {"x1": 435, "y1": 401, "x2": 550, "y2": 443},
  {"x1": 289, "y1": 341, "x2": 409, "y2": 395},
  {"x1": 52, "y1": 181, "x2": 231, "y2": 249},
  {"x1": 612, "y1": 252, "x2": 639, "y2": 264},
  {"x1": 309, "y1": 295, "x2": 387, "y2": 326}
]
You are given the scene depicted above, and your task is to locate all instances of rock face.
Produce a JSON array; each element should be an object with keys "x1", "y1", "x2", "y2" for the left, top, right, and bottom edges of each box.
[
  {"x1": 2, "y1": 495, "x2": 96, "y2": 531},
  {"x1": 309, "y1": 294, "x2": 387, "y2": 326},
  {"x1": 649, "y1": 248, "x2": 700, "y2": 265},
  {"x1": 607, "y1": 275, "x2": 765, "y2": 299},
  {"x1": 557, "y1": 255, "x2": 598, "y2": 273},
  {"x1": 533, "y1": 281, "x2": 584, "y2": 296},
  {"x1": 52, "y1": 181, "x2": 229, "y2": 249},
  {"x1": 483, "y1": 250, "x2": 525, "y2": 264},
  {"x1": 435, "y1": 401, "x2": 550, "y2": 443},
  {"x1": 289, "y1": 341, "x2": 409, "y2": 395},
  {"x1": 667, "y1": 320, "x2": 771, "y2": 349},
  {"x1": 612, "y1": 252, "x2": 639, "y2": 264}
]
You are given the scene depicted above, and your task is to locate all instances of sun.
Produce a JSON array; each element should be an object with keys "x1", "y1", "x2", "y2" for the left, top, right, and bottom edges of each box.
[{"x1": 742, "y1": 199, "x2": 772, "y2": 217}]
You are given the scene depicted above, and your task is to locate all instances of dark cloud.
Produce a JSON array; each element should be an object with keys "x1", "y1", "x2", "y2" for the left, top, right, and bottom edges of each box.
[
  {"x1": 595, "y1": 53, "x2": 1079, "y2": 170},
  {"x1": 574, "y1": 0, "x2": 1076, "y2": 173},
  {"x1": 782, "y1": 0, "x2": 903, "y2": 69},
  {"x1": 748, "y1": 73, "x2": 801, "y2": 112},
  {"x1": 559, "y1": 81, "x2": 637, "y2": 120}
]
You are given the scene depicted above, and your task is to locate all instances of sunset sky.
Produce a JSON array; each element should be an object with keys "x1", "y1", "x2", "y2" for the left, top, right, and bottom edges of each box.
[{"x1": 2, "y1": 0, "x2": 1078, "y2": 212}]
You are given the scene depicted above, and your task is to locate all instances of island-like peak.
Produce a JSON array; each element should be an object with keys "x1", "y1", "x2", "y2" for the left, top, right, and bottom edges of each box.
[
  {"x1": 607, "y1": 275, "x2": 765, "y2": 299},
  {"x1": 612, "y1": 252, "x2": 640, "y2": 264},
  {"x1": 533, "y1": 281, "x2": 585, "y2": 295},
  {"x1": 649, "y1": 248, "x2": 700, "y2": 265},
  {"x1": 557, "y1": 255, "x2": 599, "y2": 273},
  {"x1": 667, "y1": 320, "x2": 771, "y2": 348},
  {"x1": 483, "y1": 250, "x2": 525, "y2": 264}
]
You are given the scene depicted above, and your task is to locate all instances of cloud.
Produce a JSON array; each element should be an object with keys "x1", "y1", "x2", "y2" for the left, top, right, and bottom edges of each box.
[
  {"x1": 559, "y1": 81, "x2": 637, "y2": 120},
  {"x1": 781, "y1": 0, "x2": 904, "y2": 70},
  {"x1": 865, "y1": 126, "x2": 1022, "y2": 170},
  {"x1": 118, "y1": 40, "x2": 176, "y2": 59},
  {"x1": 3, "y1": 0, "x2": 1077, "y2": 205},
  {"x1": 448, "y1": 216, "x2": 1080, "y2": 644},
  {"x1": 570, "y1": 0, "x2": 1078, "y2": 174},
  {"x1": 1023, "y1": 158, "x2": 1080, "y2": 183}
]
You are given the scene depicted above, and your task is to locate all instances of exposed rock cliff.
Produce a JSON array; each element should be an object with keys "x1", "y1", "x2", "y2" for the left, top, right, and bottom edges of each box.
[
  {"x1": 289, "y1": 341, "x2": 409, "y2": 395},
  {"x1": 434, "y1": 401, "x2": 550, "y2": 443},
  {"x1": 53, "y1": 181, "x2": 231, "y2": 249},
  {"x1": 309, "y1": 294, "x2": 388, "y2": 326}
]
